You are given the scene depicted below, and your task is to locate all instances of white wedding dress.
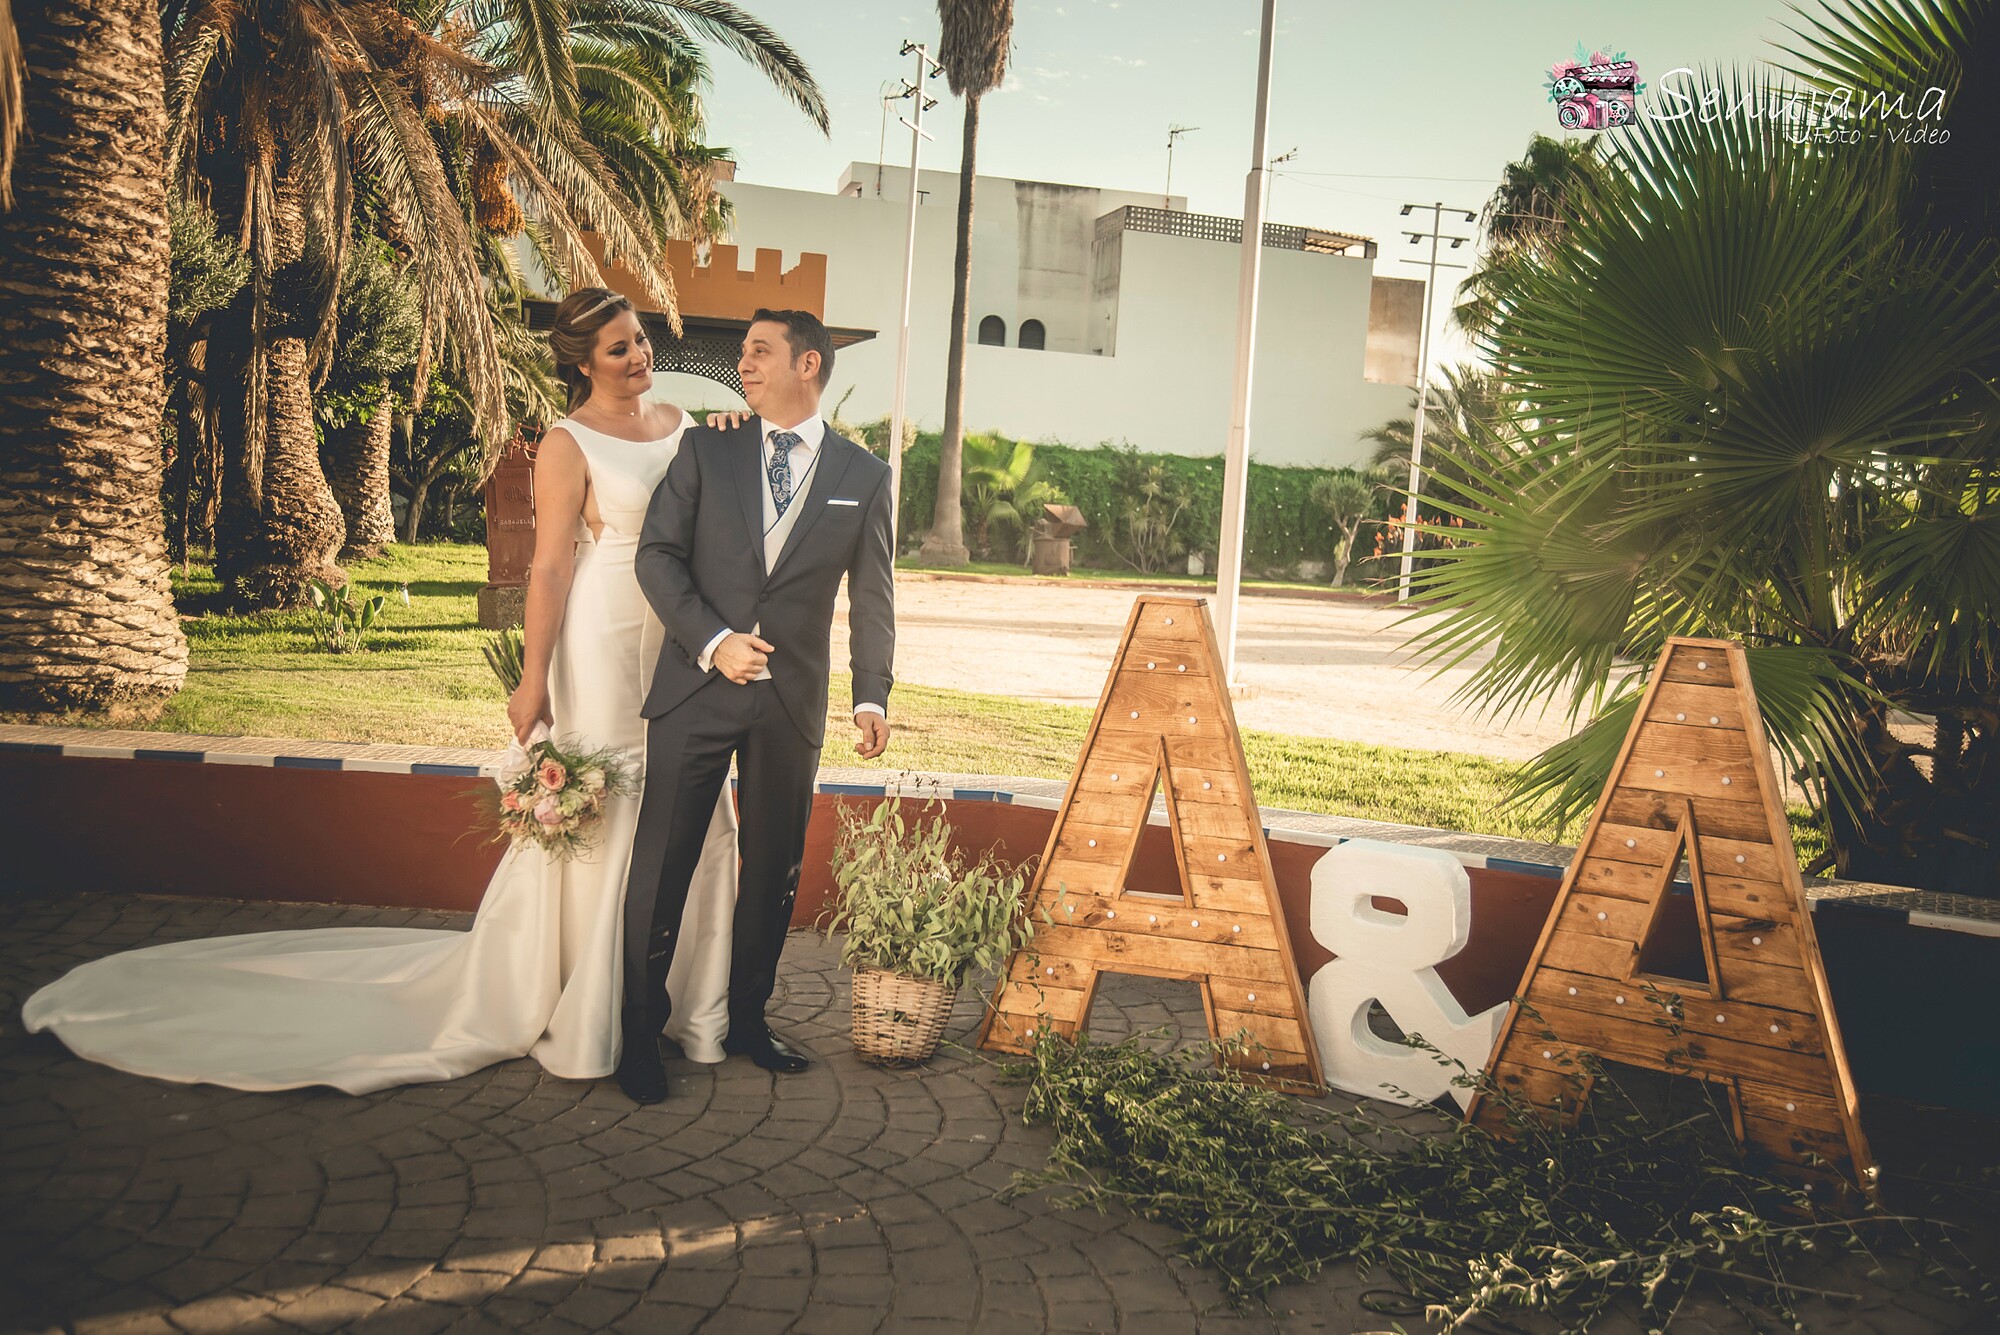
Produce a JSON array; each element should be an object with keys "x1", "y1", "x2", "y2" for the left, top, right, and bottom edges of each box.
[{"x1": 21, "y1": 416, "x2": 738, "y2": 1093}]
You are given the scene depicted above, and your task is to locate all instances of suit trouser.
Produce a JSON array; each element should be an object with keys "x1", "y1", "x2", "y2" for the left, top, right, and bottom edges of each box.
[{"x1": 623, "y1": 677, "x2": 820, "y2": 1038}]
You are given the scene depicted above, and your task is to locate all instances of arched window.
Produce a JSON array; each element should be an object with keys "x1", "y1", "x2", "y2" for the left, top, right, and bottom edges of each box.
[
  {"x1": 1019, "y1": 318, "x2": 1046, "y2": 351},
  {"x1": 977, "y1": 315, "x2": 1006, "y2": 346}
]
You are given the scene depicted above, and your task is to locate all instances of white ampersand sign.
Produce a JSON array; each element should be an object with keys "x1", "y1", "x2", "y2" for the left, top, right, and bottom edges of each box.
[{"x1": 1306, "y1": 839, "x2": 1507, "y2": 1110}]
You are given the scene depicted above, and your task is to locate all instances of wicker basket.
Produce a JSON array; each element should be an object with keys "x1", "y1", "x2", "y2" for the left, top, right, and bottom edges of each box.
[{"x1": 850, "y1": 965, "x2": 957, "y2": 1065}]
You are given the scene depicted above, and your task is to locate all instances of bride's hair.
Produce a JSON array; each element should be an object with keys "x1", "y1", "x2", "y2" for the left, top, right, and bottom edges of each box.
[{"x1": 549, "y1": 288, "x2": 639, "y2": 410}]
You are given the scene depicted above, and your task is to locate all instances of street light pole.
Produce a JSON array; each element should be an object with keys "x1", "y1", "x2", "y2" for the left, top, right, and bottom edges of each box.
[
  {"x1": 1394, "y1": 200, "x2": 1476, "y2": 602},
  {"x1": 887, "y1": 40, "x2": 942, "y2": 550},
  {"x1": 1213, "y1": 0, "x2": 1277, "y2": 687}
]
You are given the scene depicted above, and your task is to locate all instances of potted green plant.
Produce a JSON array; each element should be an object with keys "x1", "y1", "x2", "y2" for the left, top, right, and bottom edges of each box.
[{"x1": 823, "y1": 799, "x2": 1039, "y2": 1065}]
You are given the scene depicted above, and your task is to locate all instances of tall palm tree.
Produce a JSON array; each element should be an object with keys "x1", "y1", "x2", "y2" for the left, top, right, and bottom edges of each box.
[
  {"x1": 1453, "y1": 133, "x2": 1606, "y2": 342},
  {"x1": 0, "y1": 0, "x2": 188, "y2": 717},
  {"x1": 1, "y1": 2, "x2": 21, "y2": 206},
  {"x1": 1408, "y1": 42, "x2": 2000, "y2": 893},
  {"x1": 164, "y1": 0, "x2": 825, "y2": 606},
  {"x1": 920, "y1": 0, "x2": 1013, "y2": 567}
]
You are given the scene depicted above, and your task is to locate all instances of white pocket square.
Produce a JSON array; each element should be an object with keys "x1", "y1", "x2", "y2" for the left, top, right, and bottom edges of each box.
[{"x1": 827, "y1": 498, "x2": 860, "y2": 507}]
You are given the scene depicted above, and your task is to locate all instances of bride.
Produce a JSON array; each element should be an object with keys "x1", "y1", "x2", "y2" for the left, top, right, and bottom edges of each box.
[{"x1": 22, "y1": 288, "x2": 741, "y2": 1095}]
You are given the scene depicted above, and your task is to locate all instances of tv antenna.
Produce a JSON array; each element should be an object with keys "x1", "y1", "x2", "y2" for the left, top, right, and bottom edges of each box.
[{"x1": 1165, "y1": 124, "x2": 1200, "y2": 208}]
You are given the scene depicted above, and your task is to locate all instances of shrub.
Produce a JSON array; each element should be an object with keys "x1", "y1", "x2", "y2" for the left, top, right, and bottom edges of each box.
[{"x1": 892, "y1": 429, "x2": 1367, "y2": 576}]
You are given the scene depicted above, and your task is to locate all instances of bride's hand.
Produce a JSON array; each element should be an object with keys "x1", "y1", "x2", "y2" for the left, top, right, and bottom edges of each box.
[
  {"x1": 705, "y1": 410, "x2": 752, "y2": 430},
  {"x1": 507, "y1": 682, "x2": 553, "y2": 744}
]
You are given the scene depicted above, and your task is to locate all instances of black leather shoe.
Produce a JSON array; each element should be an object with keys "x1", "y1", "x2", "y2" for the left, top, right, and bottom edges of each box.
[
  {"x1": 723, "y1": 1027, "x2": 811, "y2": 1074},
  {"x1": 616, "y1": 1010, "x2": 669, "y2": 1104}
]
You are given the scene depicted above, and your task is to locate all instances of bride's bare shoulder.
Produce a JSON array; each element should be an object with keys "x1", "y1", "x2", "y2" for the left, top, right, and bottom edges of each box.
[
  {"x1": 536, "y1": 425, "x2": 586, "y2": 470},
  {"x1": 651, "y1": 402, "x2": 688, "y2": 437}
]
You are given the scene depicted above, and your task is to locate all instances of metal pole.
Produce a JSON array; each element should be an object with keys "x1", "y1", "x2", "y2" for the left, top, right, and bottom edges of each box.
[
  {"x1": 887, "y1": 42, "x2": 939, "y2": 550},
  {"x1": 1393, "y1": 200, "x2": 1475, "y2": 602},
  {"x1": 1213, "y1": 0, "x2": 1277, "y2": 687},
  {"x1": 1397, "y1": 203, "x2": 1442, "y2": 603}
]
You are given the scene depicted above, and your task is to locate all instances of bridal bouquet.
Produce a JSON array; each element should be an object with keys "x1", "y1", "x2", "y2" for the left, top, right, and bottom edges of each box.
[{"x1": 483, "y1": 724, "x2": 637, "y2": 861}]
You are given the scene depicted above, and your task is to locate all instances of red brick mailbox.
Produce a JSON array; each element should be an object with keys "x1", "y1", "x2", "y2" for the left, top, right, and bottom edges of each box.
[{"x1": 478, "y1": 436, "x2": 537, "y2": 629}]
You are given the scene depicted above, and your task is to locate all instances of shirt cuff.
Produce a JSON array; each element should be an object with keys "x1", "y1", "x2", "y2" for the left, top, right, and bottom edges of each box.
[
  {"x1": 697, "y1": 628, "x2": 732, "y2": 673},
  {"x1": 853, "y1": 703, "x2": 886, "y2": 719}
]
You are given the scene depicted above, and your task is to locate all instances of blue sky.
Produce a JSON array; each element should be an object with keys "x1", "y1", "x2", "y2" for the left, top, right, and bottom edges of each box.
[{"x1": 701, "y1": 0, "x2": 1819, "y2": 370}]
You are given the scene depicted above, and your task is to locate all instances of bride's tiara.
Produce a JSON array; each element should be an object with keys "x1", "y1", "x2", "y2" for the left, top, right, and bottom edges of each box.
[{"x1": 567, "y1": 289, "x2": 630, "y2": 323}]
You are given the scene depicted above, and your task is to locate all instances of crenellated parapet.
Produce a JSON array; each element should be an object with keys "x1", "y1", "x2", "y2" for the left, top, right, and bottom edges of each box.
[{"x1": 580, "y1": 233, "x2": 827, "y2": 321}]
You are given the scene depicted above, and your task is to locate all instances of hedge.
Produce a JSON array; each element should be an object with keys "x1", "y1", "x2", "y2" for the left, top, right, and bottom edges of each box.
[{"x1": 870, "y1": 429, "x2": 1371, "y2": 576}]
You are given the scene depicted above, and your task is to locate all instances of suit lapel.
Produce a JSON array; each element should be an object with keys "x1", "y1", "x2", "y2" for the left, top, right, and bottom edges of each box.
[
  {"x1": 769, "y1": 432, "x2": 857, "y2": 581},
  {"x1": 732, "y1": 420, "x2": 768, "y2": 577}
]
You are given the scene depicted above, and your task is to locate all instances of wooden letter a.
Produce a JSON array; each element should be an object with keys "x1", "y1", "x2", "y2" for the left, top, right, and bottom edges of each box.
[
  {"x1": 1469, "y1": 639, "x2": 1877, "y2": 1198},
  {"x1": 977, "y1": 596, "x2": 1324, "y2": 1092}
]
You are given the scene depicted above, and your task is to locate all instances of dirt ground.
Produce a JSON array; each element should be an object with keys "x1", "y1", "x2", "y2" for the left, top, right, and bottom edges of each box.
[{"x1": 836, "y1": 577, "x2": 1581, "y2": 762}]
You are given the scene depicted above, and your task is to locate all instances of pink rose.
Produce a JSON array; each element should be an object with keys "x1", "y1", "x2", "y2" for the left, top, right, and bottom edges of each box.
[
  {"x1": 500, "y1": 790, "x2": 522, "y2": 812},
  {"x1": 534, "y1": 795, "x2": 563, "y2": 826},
  {"x1": 538, "y1": 760, "x2": 567, "y2": 790}
]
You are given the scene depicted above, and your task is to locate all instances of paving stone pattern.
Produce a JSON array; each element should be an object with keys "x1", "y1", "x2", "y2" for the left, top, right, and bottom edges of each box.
[{"x1": 1, "y1": 893, "x2": 1986, "y2": 1334}]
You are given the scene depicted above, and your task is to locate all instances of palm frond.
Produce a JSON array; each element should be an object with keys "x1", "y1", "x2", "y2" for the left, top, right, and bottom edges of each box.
[
  {"x1": 347, "y1": 69, "x2": 508, "y2": 449},
  {"x1": 632, "y1": 0, "x2": 828, "y2": 132},
  {"x1": 937, "y1": 0, "x2": 1014, "y2": 98}
]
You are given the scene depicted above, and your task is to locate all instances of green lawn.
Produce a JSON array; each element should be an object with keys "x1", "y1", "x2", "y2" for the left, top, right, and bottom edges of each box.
[
  {"x1": 158, "y1": 545, "x2": 514, "y2": 746},
  {"x1": 107, "y1": 544, "x2": 1826, "y2": 857}
]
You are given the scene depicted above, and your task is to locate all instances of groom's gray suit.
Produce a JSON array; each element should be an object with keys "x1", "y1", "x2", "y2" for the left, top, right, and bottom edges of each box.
[{"x1": 625, "y1": 417, "x2": 896, "y2": 1039}]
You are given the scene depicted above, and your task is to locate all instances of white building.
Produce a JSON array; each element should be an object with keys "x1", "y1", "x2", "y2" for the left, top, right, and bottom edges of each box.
[{"x1": 649, "y1": 164, "x2": 1420, "y2": 471}]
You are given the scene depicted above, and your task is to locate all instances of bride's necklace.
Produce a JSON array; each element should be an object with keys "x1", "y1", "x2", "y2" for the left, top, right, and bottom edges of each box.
[{"x1": 583, "y1": 400, "x2": 647, "y2": 432}]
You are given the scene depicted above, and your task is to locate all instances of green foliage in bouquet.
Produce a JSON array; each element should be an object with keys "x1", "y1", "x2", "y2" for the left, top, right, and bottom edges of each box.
[
  {"x1": 479, "y1": 736, "x2": 638, "y2": 861},
  {"x1": 484, "y1": 628, "x2": 525, "y2": 694},
  {"x1": 1007, "y1": 1026, "x2": 1988, "y2": 1327},
  {"x1": 822, "y1": 799, "x2": 1042, "y2": 989},
  {"x1": 304, "y1": 578, "x2": 386, "y2": 653}
]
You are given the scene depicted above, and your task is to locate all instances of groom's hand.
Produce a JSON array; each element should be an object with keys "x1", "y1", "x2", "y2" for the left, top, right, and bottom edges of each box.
[
  {"x1": 853, "y1": 712, "x2": 891, "y2": 760},
  {"x1": 714, "y1": 632, "x2": 774, "y2": 684}
]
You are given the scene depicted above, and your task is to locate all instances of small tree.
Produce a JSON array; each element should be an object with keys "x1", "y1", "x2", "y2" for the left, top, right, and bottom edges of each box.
[
  {"x1": 1109, "y1": 448, "x2": 1193, "y2": 574},
  {"x1": 1309, "y1": 469, "x2": 1374, "y2": 586},
  {"x1": 319, "y1": 241, "x2": 422, "y2": 558}
]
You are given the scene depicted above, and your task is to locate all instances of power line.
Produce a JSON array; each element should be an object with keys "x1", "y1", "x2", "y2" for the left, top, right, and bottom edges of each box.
[{"x1": 1279, "y1": 170, "x2": 1497, "y2": 182}]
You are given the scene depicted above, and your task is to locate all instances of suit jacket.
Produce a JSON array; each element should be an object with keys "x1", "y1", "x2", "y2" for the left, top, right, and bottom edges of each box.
[{"x1": 635, "y1": 418, "x2": 896, "y2": 746}]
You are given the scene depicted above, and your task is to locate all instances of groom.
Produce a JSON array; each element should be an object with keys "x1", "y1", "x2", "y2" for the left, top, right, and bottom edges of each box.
[{"x1": 620, "y1": 308, "x2": 897, "y2": 1104}]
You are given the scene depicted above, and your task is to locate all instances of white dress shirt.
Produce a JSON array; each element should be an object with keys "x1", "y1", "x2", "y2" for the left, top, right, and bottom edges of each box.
[{"x1": 697, "y1": 415, "x2": 884, "y2": 719}]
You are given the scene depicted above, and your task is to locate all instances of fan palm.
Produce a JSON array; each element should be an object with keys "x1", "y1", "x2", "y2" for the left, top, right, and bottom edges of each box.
[
  {"x1": 1408, "y1": 44, "x2": 2000, "y2": 892},
  {"x1": 920, "y1": 0, "x2": 1014, "y2": 567},
  {"x1": 0, "y1": 0, "x2": 188, "y2": 717}
]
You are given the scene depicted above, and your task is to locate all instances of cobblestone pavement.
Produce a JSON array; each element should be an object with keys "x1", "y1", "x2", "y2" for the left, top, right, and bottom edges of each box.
[{"x1": 2, "y1": 893, "x2": 1988, "y2": 1335}]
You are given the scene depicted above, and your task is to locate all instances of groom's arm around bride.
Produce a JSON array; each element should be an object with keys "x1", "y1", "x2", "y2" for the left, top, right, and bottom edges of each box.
[{"x1": 618, "y1": 308, "x2": 896, "y2": 1103}]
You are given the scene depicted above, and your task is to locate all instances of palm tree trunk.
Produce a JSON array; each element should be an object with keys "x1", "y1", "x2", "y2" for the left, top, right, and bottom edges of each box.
[
  {"x1": 920, "y1": 93, "x2": 980, "y2": 566},
  {"x1": 230, "y1": 189, "x2": 345, "y2": 606},
  {"x1": 325, "y1": 384, "x2": 398, "y2": 559},
  {"x1": 0, "y1": 0, "x2": 187, "y2": 718}
]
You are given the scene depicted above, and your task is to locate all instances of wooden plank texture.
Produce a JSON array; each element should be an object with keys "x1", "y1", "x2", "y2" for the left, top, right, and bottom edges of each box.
[
  {"x1": 976, "y1": 596, "x2": 1324, "y2": 1092},
  {"x1": 1467, "y1": 638, "x2": 1877, "y2": 1199}
]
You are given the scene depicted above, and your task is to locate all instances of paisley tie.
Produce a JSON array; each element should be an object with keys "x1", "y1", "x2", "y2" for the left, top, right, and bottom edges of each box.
[{"x1": 768, "y1": 431, "x2": 801, "y2": 516}]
